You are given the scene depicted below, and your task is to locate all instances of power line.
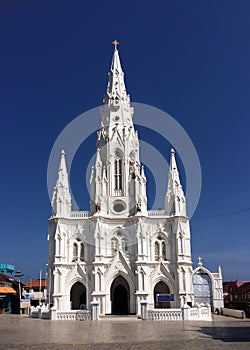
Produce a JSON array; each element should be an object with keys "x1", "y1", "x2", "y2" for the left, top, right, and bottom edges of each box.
[
  {"x1": 193, "y1": 207, "x2": 250, "y2": 220},
  {"x1": 207, "y1": 207, "x2": 250, "y2": 218}
]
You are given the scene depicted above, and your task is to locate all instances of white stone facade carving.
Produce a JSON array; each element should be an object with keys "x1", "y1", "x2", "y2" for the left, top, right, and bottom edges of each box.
[{"x1": 47, "y1": 44, "x2": 223, "y2": 318}]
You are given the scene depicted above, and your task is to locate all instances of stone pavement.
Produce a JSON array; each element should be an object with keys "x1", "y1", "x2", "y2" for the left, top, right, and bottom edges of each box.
[{"x1": 0, "y1": 314, "x2": 250, "y2": 350}]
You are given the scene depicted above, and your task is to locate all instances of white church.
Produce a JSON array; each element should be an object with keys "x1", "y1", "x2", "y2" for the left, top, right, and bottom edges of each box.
[{"x1": 47, "y1": 42, "x2": 223, "y2": 318}]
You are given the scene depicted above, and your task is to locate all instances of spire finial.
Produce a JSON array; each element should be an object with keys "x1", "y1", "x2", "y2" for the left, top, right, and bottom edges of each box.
[
  {"x1": 112, "y1": 39, "x2": 119, "y2": 50},
  {"x1": 197, "y1": 256, "x2": 203, "y2": 266}
]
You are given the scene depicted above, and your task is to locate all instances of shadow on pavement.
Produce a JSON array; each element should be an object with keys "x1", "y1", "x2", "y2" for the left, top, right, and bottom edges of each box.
[{"x1": 197, "y1": 326, "x2": 250, "y2": 342}]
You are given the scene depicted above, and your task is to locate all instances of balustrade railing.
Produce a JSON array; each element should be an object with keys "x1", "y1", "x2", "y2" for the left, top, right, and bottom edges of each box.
[
  {"x1": 145, "y1": 304, "x2": 211, "y2": 321},
  {"x1": 148, "y1": 210, "x2": 166, "y2": 217},
  {"x1": 56, "y1": 310, "x2": 91, "y2": 321},
  {"x1": 70, "y1": 211, "x2": 89, "y2": 218},
  {"x1": 147, "y1": 309, "x2": 183, "y2": 321}
]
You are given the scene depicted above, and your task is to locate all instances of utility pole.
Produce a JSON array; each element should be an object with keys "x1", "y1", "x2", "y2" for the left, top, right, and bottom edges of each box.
[
  {"x1": 39, "y1": 270, "x2": 42, "y2": 306},
  {"x1": 14, "y1": 270, "x2": 24, "y2": 315}
]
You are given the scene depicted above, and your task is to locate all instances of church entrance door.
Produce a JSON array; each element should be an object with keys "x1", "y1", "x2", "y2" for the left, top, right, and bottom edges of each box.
[
  {"x1": 154, "y1": 281, "x2": 170, "y2": 308},
  {"x1": 70, "y1": 282, "x2": 86, "y2": 310},
  {"x1": 111, "y1": 276, "x2": 129, "y2": 314}
]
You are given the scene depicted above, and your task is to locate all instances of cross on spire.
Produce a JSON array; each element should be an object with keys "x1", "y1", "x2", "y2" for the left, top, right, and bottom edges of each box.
[
  {"x1": 197, "y1": 256, "x2": 203, "y2": 266},
  {"x1": 112, "y1": 40, "x2": 119, "y2": 50}
]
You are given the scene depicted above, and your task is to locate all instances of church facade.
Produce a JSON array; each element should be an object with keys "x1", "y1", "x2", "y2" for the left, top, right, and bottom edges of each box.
[{"x1": 47, "y1": 43, "x2": 223, "y2": 316}]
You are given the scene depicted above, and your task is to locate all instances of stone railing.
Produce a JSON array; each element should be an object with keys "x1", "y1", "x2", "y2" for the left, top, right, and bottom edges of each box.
[
  {"x1": 70, "y1": 211, "x2": 89, "y2": 218},
  {"x1": 50, "y1": 302, "x2": 99, "y2": 321},
  {"x1": 147, "y1": 309, "x2": 183, "y2": 321},
  {"x1": 148, "y1": 210, "x2": 166, "y2": 217},
  {"x1": 30, "y1": 306, "x2": 96, "y2": 321},
  {"x1": 183, "y1": 303, "x2": 212, "y2": 321},
  {"x1": 56, "y1": 310, "x2": 91, "y2": 321},
  {"x1": 142, "y1": 302, "x2": 212, "y2": 321}
]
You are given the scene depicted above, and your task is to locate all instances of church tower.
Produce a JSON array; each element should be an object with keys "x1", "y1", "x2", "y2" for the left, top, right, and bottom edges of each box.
[
  {"x1": 47, "y1": 42, "x2": 223, "y2": 318},
  {"x1": 90, "y1": 40, "x2": 147, "y2": 217}
]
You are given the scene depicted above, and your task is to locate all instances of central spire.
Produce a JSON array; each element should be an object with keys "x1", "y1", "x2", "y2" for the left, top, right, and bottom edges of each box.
[
  {"x1": 104, "y1": 40, "x2": 129, "y2": 104},
  {"x1": 93, "y1": 42, "x2": 147, "y2": 217}
]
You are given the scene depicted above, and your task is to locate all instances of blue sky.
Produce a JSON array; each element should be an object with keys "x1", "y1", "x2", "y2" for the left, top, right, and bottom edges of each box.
[{"x1": 0, "y1": 0, "x2": 250, "y2": 282}]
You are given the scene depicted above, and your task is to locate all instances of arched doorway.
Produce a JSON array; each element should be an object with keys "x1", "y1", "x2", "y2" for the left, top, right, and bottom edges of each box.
[
  {"x1": 154, "y1": 281, "x2": 170, "y2": 308},
  {"x1": 70, "y1": 282, "x2": 86, "y2": 310},
  {"x1": 111, "y1": 276, "x2": 129, "y2": 315},
  {"x1": 193, "y1": 272, "x2": 212, "y2": 306}
]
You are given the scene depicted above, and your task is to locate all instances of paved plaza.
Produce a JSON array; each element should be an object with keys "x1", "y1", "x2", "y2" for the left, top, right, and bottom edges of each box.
[{"x1": 0, "y1": 314, "x2": 250, "y2": 350}]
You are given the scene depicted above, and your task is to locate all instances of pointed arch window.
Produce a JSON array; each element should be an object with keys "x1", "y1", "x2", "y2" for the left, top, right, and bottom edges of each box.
[
  {"x1": 114, "y1": 159, "x2": 122, "y2": 190},
  {"x1": 155, "y1": 241, "x2": 160, "y2": 261},
  {"x1": 162, "y1": 241, "x2": 167, "y2": 260},
  {"x1": 72, "y1": 241, "x2": 85, "y2": 262},
  {"x1": 121, "y1": 239, "x2": 128, "y2": 253},
  {"x1": 111, "y1": 238, "x2": 118, "y2": 255},
  {"x1": 80, "y1": 243, "x2": 85, "y2": 261},
  {"x1": 111, "y1": 230, "x2": 129, "y2": 256},
  {"x1": 73, "y1": 243, "x2": 78, "y2": 262},
  {"x1": 154, "y1": 237, "x2": 167, "y2": 261}
]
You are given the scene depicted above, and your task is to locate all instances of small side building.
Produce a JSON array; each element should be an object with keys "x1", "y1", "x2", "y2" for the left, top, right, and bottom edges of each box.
[
  {"x1": 0, "y1": 273, "x2": 20, "y2": 314},
  {"x1": 24, "y1": 279, "x2": 47, "y2": 307},
  {"x1": 193, "y1": 259, "x2": 223, "y2": 311}
]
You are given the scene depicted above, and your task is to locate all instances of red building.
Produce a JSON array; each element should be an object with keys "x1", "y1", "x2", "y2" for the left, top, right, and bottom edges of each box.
[{"x1": 223, "y1": 281, "x2": 250, "y2": 317}]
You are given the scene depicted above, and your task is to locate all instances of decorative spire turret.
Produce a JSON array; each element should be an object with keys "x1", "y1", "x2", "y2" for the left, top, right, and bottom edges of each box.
[
  {"x1": 218, "y1": 265, "x2": 222, "y2": 278},
  {"x1": 141, "y1": 165, "x2": 146, "y2": 180},
  {"x1": 165, "y1": 149, "x2": 186, "y2": 216},
  {"x1": 104, "y1": 40, "x2": 129, "y2": 104},
  {"x1": 51, "y1": 150, "x2": 72, "y2": 217},
  {"x1": 90, "y1": 166, "x2": 96, "y2": 215}
]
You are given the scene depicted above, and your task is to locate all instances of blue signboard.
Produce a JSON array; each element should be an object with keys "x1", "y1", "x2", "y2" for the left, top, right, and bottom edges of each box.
[
  {"x1": 24, "y1": 293, "x2": 35, "y2": 299},
  {"x1": 156, "y1": 294, "x2": 174, "y2": 302}
]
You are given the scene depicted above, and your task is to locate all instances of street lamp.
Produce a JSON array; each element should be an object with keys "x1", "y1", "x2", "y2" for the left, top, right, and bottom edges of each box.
[{"x1": 14, "y1": 270, "x2": 24, "y2": 315}]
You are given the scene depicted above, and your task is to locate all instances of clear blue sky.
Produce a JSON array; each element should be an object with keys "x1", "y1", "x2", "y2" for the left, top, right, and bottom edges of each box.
[{"x1": 1, "y1": 0, "x2": 250, "y2": 282}]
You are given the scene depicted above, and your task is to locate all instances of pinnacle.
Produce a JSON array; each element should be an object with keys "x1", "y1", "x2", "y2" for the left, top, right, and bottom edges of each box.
[{"x1": 105, "y1": 42, "x2": 128, "y2": 102}]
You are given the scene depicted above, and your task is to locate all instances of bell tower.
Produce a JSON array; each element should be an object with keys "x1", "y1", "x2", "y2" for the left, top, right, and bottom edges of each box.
[{"x1": 90, "y1": 41, "x2": 147, "y2": 217}]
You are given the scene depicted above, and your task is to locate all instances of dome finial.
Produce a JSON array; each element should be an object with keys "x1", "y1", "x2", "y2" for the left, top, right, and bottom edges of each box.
[{"x1": 112, "y1": 39, "x2": 119, "y2": 50}]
